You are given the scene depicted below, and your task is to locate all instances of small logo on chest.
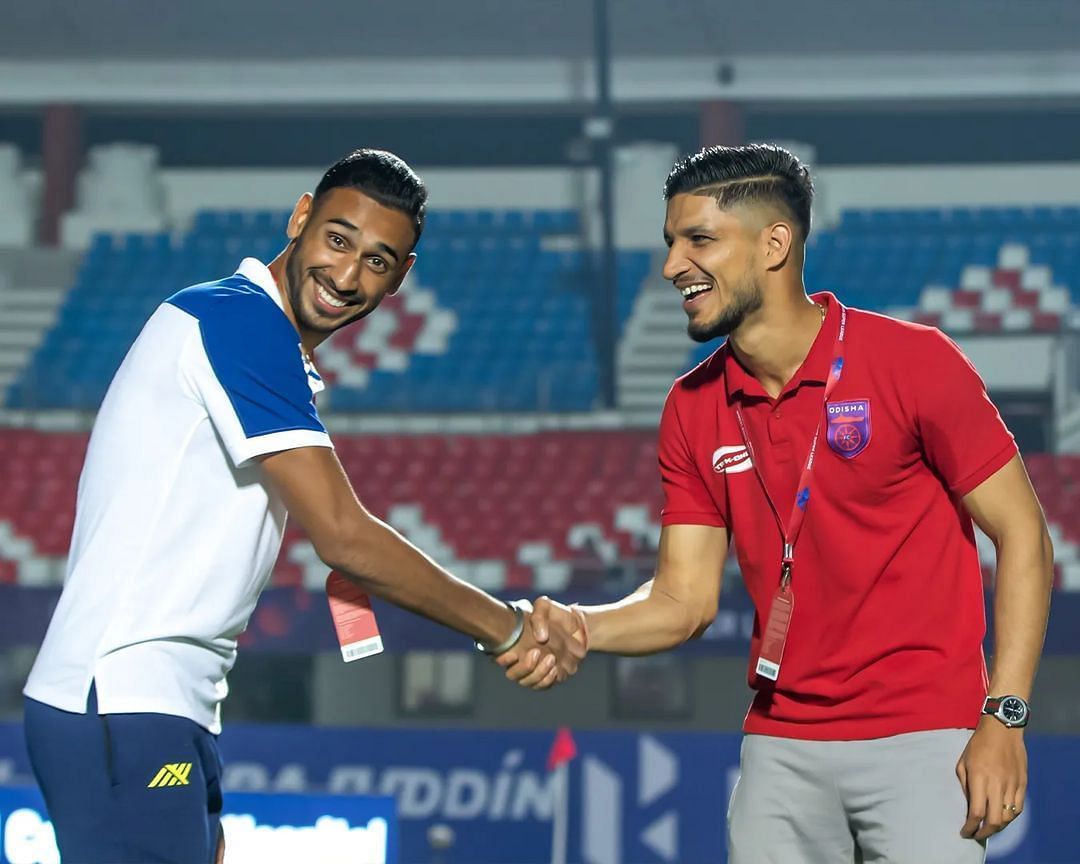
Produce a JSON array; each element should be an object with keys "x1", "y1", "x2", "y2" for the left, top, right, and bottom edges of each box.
[
  {"x1": 826, "y1": 399, "x2": 872, "y2": 458},
  {"x1": 712, "y1": 445, "x2": 754, "y2": 474}
]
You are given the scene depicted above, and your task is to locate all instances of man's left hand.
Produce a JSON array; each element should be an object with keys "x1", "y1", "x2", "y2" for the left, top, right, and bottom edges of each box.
[{"x1": 957, "y1": 716, "x2": 1028, "y2": 840}]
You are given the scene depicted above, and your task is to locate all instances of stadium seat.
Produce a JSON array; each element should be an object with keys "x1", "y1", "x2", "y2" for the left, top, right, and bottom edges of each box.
[
  {"x1": 7, "y1": 208, "x2": 653, "y2": 413},
  {"x1": 2, "y1": 429, "x2": 1073, "y2": 593},
  {"x1": 686, "y1": 206, "x2": 1080, "y2": 370},
  {"x1": 0, "y1": 429, "x2": 672, "y2": 591}
]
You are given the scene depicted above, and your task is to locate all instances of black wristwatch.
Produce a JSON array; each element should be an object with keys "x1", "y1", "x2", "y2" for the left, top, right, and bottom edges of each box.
[{"x1": 982, "y1": 695, "x2": 1030, "y2": 728}]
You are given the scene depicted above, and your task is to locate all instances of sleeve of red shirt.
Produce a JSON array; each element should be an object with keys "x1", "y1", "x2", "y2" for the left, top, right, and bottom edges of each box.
[
  {"x1": 913, "y1": 327, "x2": 1018, "y2": 498},
  {"x1": 658, "y1": 386, "x2": 727, "y2": 527}
]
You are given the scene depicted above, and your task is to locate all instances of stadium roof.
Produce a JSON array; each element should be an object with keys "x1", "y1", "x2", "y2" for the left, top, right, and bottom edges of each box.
[{"x1": 4, "y1": 0, "x2": 1079, "y2": 60}]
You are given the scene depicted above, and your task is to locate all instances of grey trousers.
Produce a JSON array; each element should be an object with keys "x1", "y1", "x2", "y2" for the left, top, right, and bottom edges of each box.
[{"x1": 728, "y1": 730, "x2": 986, "y2": 864}]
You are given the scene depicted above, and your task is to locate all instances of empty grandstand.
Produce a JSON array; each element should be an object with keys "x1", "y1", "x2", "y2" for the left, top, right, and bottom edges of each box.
[{"x1": 2, "y1": 4, "x2": 1080, "y2": 859}]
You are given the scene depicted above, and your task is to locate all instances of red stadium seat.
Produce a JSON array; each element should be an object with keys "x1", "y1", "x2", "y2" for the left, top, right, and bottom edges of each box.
[{"x1": 2, "y1": 429, "x2": 1075, "y2": 593}]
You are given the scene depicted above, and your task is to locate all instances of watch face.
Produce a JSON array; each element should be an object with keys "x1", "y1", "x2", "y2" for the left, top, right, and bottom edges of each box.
[{"x1": 1001, "y1": 697, "x2": 1027, "y2": 723}]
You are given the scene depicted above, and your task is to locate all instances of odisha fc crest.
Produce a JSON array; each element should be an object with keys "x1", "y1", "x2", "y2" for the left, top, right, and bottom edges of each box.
[{"x1": 826, "y1": 399, "x2": 871, "y2": 459}]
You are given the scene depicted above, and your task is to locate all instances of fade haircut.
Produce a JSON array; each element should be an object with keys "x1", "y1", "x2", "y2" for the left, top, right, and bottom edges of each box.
[
  {"x1": 314, "y1": 148, "x2": 427, "y2": 246},
  {"x1": 663, "y1": 144, "x2": 814, "y2": 240}
]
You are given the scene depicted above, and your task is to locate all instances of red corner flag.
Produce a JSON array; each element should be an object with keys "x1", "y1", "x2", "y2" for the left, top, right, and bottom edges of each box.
[{"x1": 547, "y1": 726, "x2": 578, "y2": 772}]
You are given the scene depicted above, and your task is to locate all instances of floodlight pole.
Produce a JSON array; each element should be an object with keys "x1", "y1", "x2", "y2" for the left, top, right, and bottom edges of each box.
[{"x1": 592, "y1": 0, "x2": 618, "y2": 409}]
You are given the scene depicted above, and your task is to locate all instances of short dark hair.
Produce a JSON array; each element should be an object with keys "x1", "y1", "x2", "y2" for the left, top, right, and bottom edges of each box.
[
  {"x1": 663, "y1": 144, "x2": 814, "y2": 240},
  {"x1": 314, "y1": 148, "x2": 427, "y2": 245}
]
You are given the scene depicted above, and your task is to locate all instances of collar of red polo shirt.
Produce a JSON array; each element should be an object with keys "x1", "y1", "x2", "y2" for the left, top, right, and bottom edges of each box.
[{"x1": 730, "y1": 295, "x2": 848, "y2": 682}]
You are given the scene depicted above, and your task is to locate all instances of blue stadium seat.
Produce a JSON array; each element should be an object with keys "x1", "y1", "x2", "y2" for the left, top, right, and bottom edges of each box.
[
  {"x1": 23, "y1": 204, "x2": 1080, "y2": 414},
  {"x1": 679, "y1": 204, "x2": 1080, "y2": 369}
]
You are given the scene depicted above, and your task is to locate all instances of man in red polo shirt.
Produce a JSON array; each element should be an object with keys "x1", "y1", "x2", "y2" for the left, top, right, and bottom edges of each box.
[{"x1": 501, "y1": 144, "x2": 1054, "y2": 862}]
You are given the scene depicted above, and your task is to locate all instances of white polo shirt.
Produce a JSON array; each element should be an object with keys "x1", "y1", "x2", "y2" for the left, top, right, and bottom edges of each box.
[{"x1": 24, "y1": 258, "x2": 331, "y2": 734}]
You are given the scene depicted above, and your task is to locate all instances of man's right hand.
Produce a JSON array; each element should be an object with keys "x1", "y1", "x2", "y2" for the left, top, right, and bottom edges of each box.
[{"x1": 496, "y1": 597, "x2": 587, "y2": 689}]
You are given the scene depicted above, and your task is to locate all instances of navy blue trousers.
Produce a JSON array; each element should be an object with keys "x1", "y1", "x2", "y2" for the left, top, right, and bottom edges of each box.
[{"x1": 24, "y1": 686, "x2": 223, "y2": 863}]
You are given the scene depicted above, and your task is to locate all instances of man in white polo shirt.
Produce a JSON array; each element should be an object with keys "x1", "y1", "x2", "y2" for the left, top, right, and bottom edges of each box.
[{"x1": 23, "y1": 149, "x2": 584, "y2": 864}]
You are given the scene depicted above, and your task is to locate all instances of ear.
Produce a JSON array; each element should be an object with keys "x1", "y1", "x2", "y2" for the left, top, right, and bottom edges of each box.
[
  {"x1": 387, "y1": 252, "x2": 416, "y2": 296},
  {"x1": 286, "y1": 193, "x2": 314, "y2": 240},
  {"x1": 762, "y1": 221, "x2": 794, "y2": 271}
]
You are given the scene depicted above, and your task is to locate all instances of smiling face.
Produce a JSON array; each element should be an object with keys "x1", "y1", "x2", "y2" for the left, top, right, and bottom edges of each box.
[
  {"x1": 662, "y1": 193, "x2": 766, "y2": 343},
  {"x1": 281, "y1": 187, "x2": 417, "y2": 345}
]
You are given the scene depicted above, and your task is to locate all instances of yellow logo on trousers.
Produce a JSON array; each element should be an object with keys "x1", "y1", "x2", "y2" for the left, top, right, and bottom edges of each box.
[{"x1": 147, "y1": 763, "x2": 192, "y2": 788}]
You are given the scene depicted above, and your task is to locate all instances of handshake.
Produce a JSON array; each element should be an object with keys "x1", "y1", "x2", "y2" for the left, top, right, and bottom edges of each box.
[{"x1": 490, "y1": 597, "x2": 589, "y2": 690}]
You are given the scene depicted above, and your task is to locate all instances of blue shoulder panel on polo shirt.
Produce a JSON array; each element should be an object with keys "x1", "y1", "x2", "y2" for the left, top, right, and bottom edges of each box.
[{"x1": 168, "y1": 276, "x2": 326, "y2": 438}]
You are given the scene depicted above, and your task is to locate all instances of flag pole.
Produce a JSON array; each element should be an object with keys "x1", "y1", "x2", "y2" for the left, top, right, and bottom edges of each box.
[
  {"x1": 547, "y1": 727, "x2": 577, "y2": 864},
  {"x1": 551, "y1": 760, "x2": 569, "y2": 864}
]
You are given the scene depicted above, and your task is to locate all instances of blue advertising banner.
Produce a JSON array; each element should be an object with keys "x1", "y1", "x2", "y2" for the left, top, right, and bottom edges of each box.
[
  {"x1": 0, "y1": 784, "x2": 397, "y2": 864},
  {"x1": 3, "y1": 585, "x2": 1080, "y2": 655},
  {"x1": 0, "y1": 721, "x2": 1075, "y2": 863}
]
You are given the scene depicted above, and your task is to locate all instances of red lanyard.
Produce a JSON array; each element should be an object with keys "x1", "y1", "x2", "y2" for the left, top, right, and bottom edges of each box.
[{"x1": 733, "y1": 304, "x2": 847, "y2": 588}]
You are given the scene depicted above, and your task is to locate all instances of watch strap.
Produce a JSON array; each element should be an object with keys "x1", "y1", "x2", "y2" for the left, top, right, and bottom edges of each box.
[{"x1": 982, "y1": 694, "x2": 1030, "y2": 727}]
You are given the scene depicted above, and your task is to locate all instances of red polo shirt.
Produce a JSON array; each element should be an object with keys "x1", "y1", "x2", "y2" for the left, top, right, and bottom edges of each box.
[{"x1": 659, "y1": 292, "x2": 1017, "y2": 740}]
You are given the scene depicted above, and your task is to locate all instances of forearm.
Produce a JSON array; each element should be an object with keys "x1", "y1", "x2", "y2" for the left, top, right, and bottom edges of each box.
[
  {"x1": 987, "y1": 528, "x2": 1054, "y2": 700},
  {"x1": 579, "y1": 579, "x2": 706, "y2": 655},
  {"x1": 329, "y1": 514, "x2": 516, "y2": 648},
  {"x1": 259, "y1": 447, "x2": 517, "y2": 648}
]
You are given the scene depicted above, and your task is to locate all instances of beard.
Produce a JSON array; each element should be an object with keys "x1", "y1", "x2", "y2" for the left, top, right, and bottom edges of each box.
[
  {"x1": 688, "y1": 269, "x2": 764, "y2": 343},
  {"x1": 284, "y1": 241, "x2": 362, "y2": 336}
]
